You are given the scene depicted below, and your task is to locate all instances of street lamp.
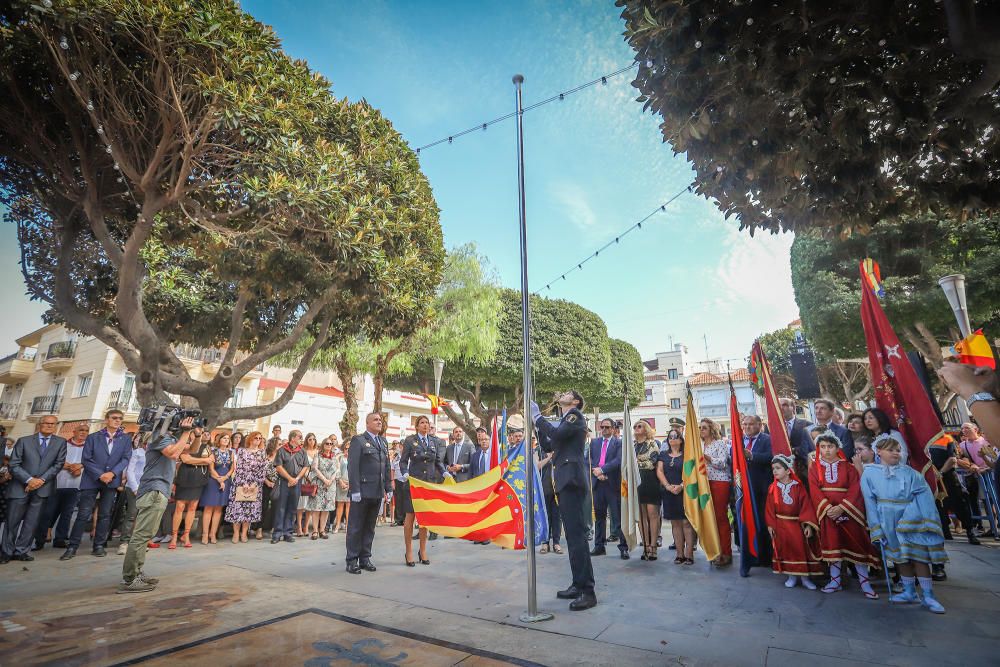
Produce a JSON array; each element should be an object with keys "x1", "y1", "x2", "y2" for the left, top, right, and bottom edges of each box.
[
  {"x1": 432, "y1": 358, "x2": 445, "y2": 432},
  {"x1": 938, "y1": 274, "x2": 972, "y2": 338}
]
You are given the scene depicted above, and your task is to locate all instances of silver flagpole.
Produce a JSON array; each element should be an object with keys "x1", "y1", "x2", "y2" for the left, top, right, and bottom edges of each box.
[{"x1": 514, "y1": 73, "x2": 553, "y2": 624}]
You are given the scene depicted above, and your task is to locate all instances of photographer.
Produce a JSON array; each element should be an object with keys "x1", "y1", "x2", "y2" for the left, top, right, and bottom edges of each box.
[{"x1": 119, "y1": 415, "x2": 198, "y2": 594}]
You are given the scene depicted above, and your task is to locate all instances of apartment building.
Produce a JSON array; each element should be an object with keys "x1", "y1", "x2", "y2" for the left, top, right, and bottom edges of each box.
[{"x1": 0, "y1": 324, "x2": 261, "y2": 439}]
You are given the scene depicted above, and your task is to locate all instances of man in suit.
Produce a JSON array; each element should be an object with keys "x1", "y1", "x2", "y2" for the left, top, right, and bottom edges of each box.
[
  {"x1": 445, "y1": 426, "x2": 473, "y2": 482},
  {"x1": 345, "y1": 412, "x2": 392, "y2": 574},
  {"x1": 62, "y1": 410, "x2": 132, "y2": 559},
  {"x1": 532, "y1": 390, "x2": 597, "y2": 611},
  {"x1": 779, "y1": 398, "x2": 815, "y2": 484},
  {"x1": 469, "y1": 427, "x2": 491, "y2": 478},
  {"x1": 2, "y1": 415, "x2": 67, "y2": 563},
  {"x1": 589, "y1": 418, "x2": 627, "y2": 559},
  {"x1": 812, "y1": 399, "x2": 855, "y2": 459},
  {"x1": 739, "y1": 414, "x2": 773, "y2": 575}
]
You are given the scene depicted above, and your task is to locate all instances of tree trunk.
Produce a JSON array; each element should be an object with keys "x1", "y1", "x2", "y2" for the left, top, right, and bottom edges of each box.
[{"x1": 335, "y1": 354, "x2": 360, "y2": 442}]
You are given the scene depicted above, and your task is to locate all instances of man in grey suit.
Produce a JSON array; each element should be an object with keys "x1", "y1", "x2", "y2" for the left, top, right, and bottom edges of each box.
[
  {"x1": 345, "y1": 412, "x2": 392, "y2": 574},
  {"x1": 2, "y1": 415, "x2": 67, "y2": 563},
  {"x1": 445, "y1": 426, "x2": 473, "y2": 483}
]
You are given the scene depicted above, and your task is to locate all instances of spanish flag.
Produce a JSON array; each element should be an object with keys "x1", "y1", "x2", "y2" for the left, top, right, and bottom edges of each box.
[
  {"x1": 682, "y1": 388, "x2": 720, "y2": 562},
  {"x1": 423, "y1": 394, "x2": 450, "y2": 415},
  {"x1": 952, "y1": 329, "x2": 996, "y2": 369}
]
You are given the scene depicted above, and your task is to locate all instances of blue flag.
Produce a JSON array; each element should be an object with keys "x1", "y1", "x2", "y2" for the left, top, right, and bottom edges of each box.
[{"x1": 503, "y1": 439, "x2": 548, "y2": 546}]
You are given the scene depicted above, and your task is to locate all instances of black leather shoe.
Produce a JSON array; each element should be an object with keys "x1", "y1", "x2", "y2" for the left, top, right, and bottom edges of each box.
[
  {"x1": 346, "y1": 562, "x2": 362, "y2": 574},
  {"x1": 52, "y1": 540, "x2": 67, "y2": 549},
  {"x1": 967, "y1": 530, "x2": 982, "y2": 545},
  {"x1": 15, "y1": 554, "x2": 34, "y2": 562},
  {"x1": 620, "y1": 550, "x2": 630, "y2": 560},
  {"x1": 556, "y1": 585, "x2": 580, "y2": 599},
  {"x1": 93, "y1": 547, "x2": 107, "y2": 557},
  {"x1": 590, "y1": 546, "x2": 606, "y2": 556},
  {"x1": 360, "y1": 560, "x2": 377, "y2": 572},
  {"x1": 60, "y1": 548, "x2": 76, "y2": 561},
  {"x1": 0, "y1": 553, "x2": 10, "y2": 564},
  {"x1": 283, "y1": 536, "x2": 295, "y2": 543},
  {"x1": 569, "y1": 592, "x2": 597, "y2": 611},
  {"x1": 270, "y1": 538, "x2": 280, "y2": 544}
]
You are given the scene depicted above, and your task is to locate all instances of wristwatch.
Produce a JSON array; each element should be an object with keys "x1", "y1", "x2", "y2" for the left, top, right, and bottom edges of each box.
[{"x1": 966, "y1": 392, "x2": 997, "y2": 410}]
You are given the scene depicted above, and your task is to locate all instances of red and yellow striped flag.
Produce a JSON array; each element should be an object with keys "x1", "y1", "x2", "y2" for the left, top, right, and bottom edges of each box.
[
  {"x1": 952, "y1": 329, "x2": 996, "y2": 369},
  {"x1": 409, "y1": 461, "x2": 525, "y2": 548}
]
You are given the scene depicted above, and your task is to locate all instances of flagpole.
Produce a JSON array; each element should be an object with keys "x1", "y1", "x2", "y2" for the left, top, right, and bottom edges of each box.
[{"x1": 514, "y1": 74, "x2": 552, "y2": 624}]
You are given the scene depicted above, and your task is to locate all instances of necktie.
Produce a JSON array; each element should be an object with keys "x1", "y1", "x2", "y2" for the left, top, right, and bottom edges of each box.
[
  {"x1": 599, "y1": 439, "x2": 609, "y2": 467},
  {"x1": 40, "y1": 437, "x2": 49, "y2": 453}
]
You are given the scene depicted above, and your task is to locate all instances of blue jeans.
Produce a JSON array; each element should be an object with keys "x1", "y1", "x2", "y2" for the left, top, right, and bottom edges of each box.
[
  {"x1": 36, "y1": 487, "x2": 80, "y2": 546},
  {"x1": 68, "y1": 487, "x2": 118, "y2": 550},
  {"x1": 271, "y1": 481, "x2": 300, "y2": 539}
]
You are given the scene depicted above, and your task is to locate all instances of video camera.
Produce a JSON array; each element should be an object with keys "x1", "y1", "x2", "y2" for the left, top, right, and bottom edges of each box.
[{"x1": 137, "y1": 405, "x2": 207, "y2": 438}]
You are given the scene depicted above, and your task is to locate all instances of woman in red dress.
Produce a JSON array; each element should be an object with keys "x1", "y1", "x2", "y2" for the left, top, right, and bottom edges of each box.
[
  {"x1": 766, "y1": 454, "x2": 822, "y2": 589},
  {"x1": 808, "y1": 434, "x2": 879, "y2": 598}
]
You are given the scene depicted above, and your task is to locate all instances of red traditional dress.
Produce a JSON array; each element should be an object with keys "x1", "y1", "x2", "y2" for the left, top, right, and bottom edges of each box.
[
  {"x1": 765, "y1": 479, "x2": 823, "y2": 576},
  {"x1": 808, "y1": 458, "x2": 878, "y2": 567}
]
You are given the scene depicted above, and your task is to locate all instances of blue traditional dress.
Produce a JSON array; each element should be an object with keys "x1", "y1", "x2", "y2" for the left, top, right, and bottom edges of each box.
[{"x1": 860, "y1": 463, "x2": 947, "y2": 565}]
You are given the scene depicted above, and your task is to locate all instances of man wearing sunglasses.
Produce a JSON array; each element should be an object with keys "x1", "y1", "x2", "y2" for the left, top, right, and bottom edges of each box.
[{"x1": 589, "y1": 418, "x2": 627, "y2": 559}]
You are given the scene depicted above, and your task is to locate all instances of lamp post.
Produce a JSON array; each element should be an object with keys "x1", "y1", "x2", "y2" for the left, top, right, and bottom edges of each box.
[{"x1": 433, "y1": 358, "x2": 445, "y2": 432}]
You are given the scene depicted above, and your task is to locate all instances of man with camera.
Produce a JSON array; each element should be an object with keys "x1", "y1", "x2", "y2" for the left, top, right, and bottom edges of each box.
[{"x1": 119, "y1": 413, "x2": 201, "y2": 593}]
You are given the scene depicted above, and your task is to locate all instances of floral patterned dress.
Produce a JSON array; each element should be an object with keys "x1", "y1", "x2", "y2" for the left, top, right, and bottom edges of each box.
[
  {"x1": 335, "y1": 452, "x2": 350, "y2": 502},
  {"x1": 307, "y1": 453, "x2": 340, "y2": 512},
  {"x1": 225, "y1": 448, "x2": 267, "y2": 523}
]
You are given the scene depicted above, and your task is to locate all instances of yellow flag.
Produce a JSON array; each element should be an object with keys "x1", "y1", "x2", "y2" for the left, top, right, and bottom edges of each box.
[{"x1": 682, "y1": 388, "x2": 720, "y2": 561}]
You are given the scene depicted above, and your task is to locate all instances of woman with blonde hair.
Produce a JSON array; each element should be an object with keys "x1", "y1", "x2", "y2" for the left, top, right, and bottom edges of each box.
[
  {"x1": 199, "y1": 432, "x2": 235, "y2": 544},
  {"x1": 632, "y1": 420, "x2": 663, "y2": 561},
  {"x1": 226, "y1": 431, "x2": 268, "y2": 543},
  {"x1": 701, "y1": 418, "x2": 733, "y2": 566}
]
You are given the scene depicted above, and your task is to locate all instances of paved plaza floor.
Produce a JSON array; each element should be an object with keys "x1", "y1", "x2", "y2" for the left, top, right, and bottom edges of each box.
[{"x1": 1, "y1": 525, "x2": 997, "y2": 666}]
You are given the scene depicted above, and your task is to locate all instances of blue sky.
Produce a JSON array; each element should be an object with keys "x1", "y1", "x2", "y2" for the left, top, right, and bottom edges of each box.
[{"x1": 0, "y1": 0, "x2": 800, "y2": 364}]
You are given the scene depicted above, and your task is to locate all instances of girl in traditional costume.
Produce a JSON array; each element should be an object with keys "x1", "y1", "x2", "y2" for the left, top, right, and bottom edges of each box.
[
  {"x1": 765, "y1": 454, "x2": 822, "y2": 589},
  {"x1": 808, "y1": 434, "x2": 879, "y2": 598},
  {"x1": 861, "y1": 436, "x2": 947, "y2": 613}
]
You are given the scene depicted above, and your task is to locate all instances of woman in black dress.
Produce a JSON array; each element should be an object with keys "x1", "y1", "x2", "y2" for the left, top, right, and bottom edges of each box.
[
  {"x1": 633, "y1": 420, "x2": 662, "y2": 561},
  {"x1": 657, "y1": 429, "x2": 694, "y2": 564},
  {"x1": 169, "y1": 430, "x2": 213, "y2": 549}
]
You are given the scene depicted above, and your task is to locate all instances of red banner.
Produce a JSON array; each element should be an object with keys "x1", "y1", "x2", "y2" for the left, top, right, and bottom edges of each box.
[{"x1": 750, "y1": 340, "x2": 792, "y2": 457}]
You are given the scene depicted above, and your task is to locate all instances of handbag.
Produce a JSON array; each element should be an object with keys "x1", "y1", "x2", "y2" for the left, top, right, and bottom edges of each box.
[
  {"x1": 300, "y1": 482, "x2": 318, "y2": 497},
  {"x1": 234, "y1": 484, "x2": 258, "y2": 502}
]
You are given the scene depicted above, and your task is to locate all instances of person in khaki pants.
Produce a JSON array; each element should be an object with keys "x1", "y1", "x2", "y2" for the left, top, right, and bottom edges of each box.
[{"x1": 119, "y1": 418, "x2": 199, "y2": 593}]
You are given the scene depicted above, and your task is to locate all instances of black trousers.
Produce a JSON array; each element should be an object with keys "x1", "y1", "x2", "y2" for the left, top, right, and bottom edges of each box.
[
  {"x1": 36, "y1": 487, "x2": 80, "y2": 546},
  {"x1": 346, "y1": 497, "x2": 381, "y2": 563},
  {"x1": 272, "y1": 481, "x2": 300, "y2": 539},
  {"x1": 941, "y1": 472, "x2": 973, "y2": 534},
  {"x1": 544, "y1": 493, "x2": 562, "y2": 545},
  {"x1": 2, "y1": 493, "x2": 45, "y2": 556},
  {"x1": 556, "y1": 484, "x2": 595, "y2": 595},
  {"x1": 69, "y1": 487, "x2": 118, "y2": 550},
  {"x1": 966, "y1": 474, "x2": 983, "y2": 526}
]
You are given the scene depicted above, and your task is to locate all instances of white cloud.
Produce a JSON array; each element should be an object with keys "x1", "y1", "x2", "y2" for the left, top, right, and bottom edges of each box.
[{"x1": 549, "y1": 181, "x2": 599, "y2": 236}]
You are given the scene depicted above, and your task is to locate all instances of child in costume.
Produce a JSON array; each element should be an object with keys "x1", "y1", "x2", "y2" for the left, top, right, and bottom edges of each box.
[
  {"x1": 765, "y1": 454, "x2": 822, "y2": 589},
  {"x1": 808, "y1": 434, "x2": 879, "y2": 598},
  {"x1": 861, "y1": 436, "x2": 947, "y2": 613}
]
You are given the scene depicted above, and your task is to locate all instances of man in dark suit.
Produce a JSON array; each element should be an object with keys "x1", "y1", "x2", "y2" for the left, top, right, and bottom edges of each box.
[
  {"x1": 2, "y1": 415, "x2": 67, "y2": 563},
  {"x1": 469, "y1": 427, "x2": 491, "y2": 478},
  {"x1": 589, "y1": 417, "x2": 626, "y2": 559},
  {"x1": 533, "y1": 390, "x2": 597, "y2": 611},
  {"x1": 445, "y1": 426, "x2": 473, "y2": 482},
  {"x1": 63, "y1": 410, "x2": 132, "y2": 559},
  {"x1": 739, "y1": 414, "x2": 773, "y2": 575},
  {"x1": 812, "y1": 399, "x2": 855, "y2": 459},
  {"x1": 345, "y1": 412, "x2": 392, "y2": 574},
  {"x1": 779, "y1": 397, "x2": 815, "y2": 484}
]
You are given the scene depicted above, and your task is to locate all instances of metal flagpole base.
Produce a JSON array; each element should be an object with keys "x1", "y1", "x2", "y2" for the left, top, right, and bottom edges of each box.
[{"x1": 518, "y1": 611, "x2": 554, "y2": 623}]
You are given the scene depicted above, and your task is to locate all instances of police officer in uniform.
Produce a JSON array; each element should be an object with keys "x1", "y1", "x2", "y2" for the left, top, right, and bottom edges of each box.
[
  {"x1": 532, "y1": 390, "x2": 597, "y2": 611},
  {"x1": 345, "y1": 413, "x2": 392, "y2": 574},
  {"x1": 400, "y1": 415, "x2": 447, "y2": 565}
]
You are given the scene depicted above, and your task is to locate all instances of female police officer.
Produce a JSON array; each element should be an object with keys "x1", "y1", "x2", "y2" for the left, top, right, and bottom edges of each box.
[{"x1": 399, "y1": 416, "x2": 447, "y2": 566}]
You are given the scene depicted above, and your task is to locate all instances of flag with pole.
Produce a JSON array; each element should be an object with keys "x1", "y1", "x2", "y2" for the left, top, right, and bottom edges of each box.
[
  {"x1": 619, "y1": 400, "x2": 640, "y2": 552},
  {"x1": 489, "y1": 412, "x2": 502, "y2": 470},
  {"x1": 859, "y1": 259, "x2": 941, "y2": 492},
  {"x1": 729, "y1": 375, "x2": 764, "y2": 573},
  {"x1": 952, "y1": 329, "x2": 996, "y2": 369},
  {"x1": 682, "y1": 386, "x2": 721, "y2": 562},
  {"x1": 748, "y1": 340, "x2": 792, "y2": 457},
  {"x1": 498, "y1": 407, "x2": 509, "y2": 461}
]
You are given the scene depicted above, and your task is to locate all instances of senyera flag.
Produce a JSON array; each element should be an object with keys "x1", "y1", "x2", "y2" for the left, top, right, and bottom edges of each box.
[
  {"x1": 409, "y1": 438, "x2": 547, "y2": 549},
  {"x1": 729, "y1": 377, "x2": 760, "y2": 568},
  {"x1": 859, "y1": 258, "x2": 941, "y2": 491},
  {"x1": 749, "y1": 341, "x2": 792, "y2": 457}
]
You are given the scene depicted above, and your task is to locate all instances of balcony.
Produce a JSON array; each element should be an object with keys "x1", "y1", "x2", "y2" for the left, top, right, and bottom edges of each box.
[
  {"x1": 106, "y1": 389, "x2": 143, "y2": 415},
  {"x1": 29, "y1": 394, "x2": 61, "y2": 417},
  {"x1": 0, "y1": 351, "x2": 35, "y2": 384},
  {"x1": 41, "y1": 341, "x2": 76, "y2": 372},
  {"x1": 0, "y1": 402, "x2": 19, "y2": 425},
  {"x1": 172, "y1": 344, "x2": 265, "y2": 376}
]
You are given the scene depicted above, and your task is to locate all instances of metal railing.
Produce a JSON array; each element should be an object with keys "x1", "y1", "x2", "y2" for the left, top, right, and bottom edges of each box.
[
  {"x1": 30, "y1": 394, "x2": 61, "y2": 414},
  {"x1": 106, "y1": 389, "x2": 143, "y2": 413},
  {"x1": 45, "y1": 341, "x2": 77, "y2": 361},
  {"x1": 0, "y1": 349, "x2": 37, "y2": 364},
  {"x1": 0, "y1": 402, "x2": 18, "y2": 420}
]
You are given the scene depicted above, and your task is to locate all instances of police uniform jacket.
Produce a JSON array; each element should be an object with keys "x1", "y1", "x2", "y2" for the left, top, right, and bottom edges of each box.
[
  {"x1": 401, "y1": 433, "x2": 446, "y2": 483},
  {"x1": 348, "y1": 432, "x2": 392, "y2": 499},
  {"x1": 534, "y1": 408, "x2": 589, "y2": 493}
]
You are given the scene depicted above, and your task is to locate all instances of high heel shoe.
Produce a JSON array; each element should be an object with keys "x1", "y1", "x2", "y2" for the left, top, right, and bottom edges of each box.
[
  {"x1": 419, "y1": 551, "x2": 430, "y2": 565},
  {"x1": 405, "y1": 553, "x2": 416, "y2": 567},
  {"x1": 182, "y1": 531, "x2": 192, "y2": 548},
  {"x1": 168, "y1": 533, "x2": 178, "y2": 550}
]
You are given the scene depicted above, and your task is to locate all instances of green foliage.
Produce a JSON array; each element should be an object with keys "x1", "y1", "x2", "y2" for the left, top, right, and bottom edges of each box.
[
  {"x1": 618, "y1": 0, "x2": 1000, "y2": 234},
  {"x1": 757, "y1": 327, "x2": 798, "y2": 376},
  {"x1": 590, "y1": 338, "x2": 645, "y2": 411},
  {"x1": 791, "y1": 213, "x2": 1000, "y2": 359}
]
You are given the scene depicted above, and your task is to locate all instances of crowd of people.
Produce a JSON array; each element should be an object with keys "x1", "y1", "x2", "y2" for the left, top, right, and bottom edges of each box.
[{"x1": 1, "y1": 364, "x2": 997, "y2": 610}]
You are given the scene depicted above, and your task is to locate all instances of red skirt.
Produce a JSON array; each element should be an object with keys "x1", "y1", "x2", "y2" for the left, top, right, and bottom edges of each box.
[{"x1": 771, "y1": 514, "x2": 824, "y2": 576}]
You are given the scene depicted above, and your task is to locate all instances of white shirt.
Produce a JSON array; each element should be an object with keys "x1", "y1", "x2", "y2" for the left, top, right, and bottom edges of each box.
[
  {"x1": 125, "y1": 448, "x2": 146, "y2": 493},
  {"x1": 57, "y1": 441, "x2": 86, "y2": 489}
]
